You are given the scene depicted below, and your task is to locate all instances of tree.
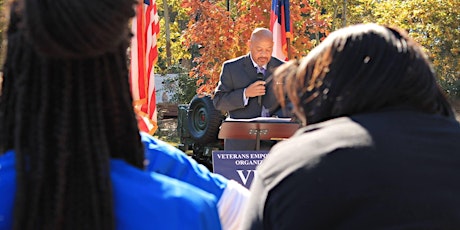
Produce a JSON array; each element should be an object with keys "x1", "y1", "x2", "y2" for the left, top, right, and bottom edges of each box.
[
  {"x1": 155, "y1": 0, "x2": 192, "y2": 74},
  {"x1": 148, "y1": 0, "x2": 459, "y2": 99},
  {"x1": 320, "y1": 0, "x2": 459, "y2": 98},
  {"x1": 363, "y1": 0, "x2": 458, "y2": 97}
]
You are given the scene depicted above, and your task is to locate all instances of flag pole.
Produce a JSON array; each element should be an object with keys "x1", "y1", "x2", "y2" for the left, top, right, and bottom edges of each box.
[{"x1": 287, "y1": 38, "x2": 291, "y2": 60}]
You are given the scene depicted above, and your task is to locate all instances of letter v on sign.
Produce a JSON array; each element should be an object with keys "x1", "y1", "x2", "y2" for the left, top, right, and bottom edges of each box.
[{"x1": 236, "y1": 170, "x2": 256, "y2": 185}]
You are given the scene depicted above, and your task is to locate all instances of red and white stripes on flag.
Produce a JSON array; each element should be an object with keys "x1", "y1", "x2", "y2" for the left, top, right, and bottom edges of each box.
[
  {"x1": 270, "y1": 0, "x2": 292, "y2": 61},
  {"x1": 130, "y1": 0, "x2": 160, "y2": 135}
]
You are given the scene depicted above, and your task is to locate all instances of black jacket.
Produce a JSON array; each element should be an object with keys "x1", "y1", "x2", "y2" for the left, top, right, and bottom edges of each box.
[{"x1": 242, "y1": 110, "x2": 460, "y2": 230}]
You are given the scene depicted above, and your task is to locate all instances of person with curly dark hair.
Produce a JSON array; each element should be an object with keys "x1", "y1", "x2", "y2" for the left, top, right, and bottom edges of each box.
[
  {"x1": 0, "y1": 0, "x2": 222, "y2": 229},
  {"x1": 242, "y1": 23, "x2": 460, "y2": 229}
]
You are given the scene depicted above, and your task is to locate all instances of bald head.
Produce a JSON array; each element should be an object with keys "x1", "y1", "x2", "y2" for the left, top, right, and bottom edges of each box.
[
  {"x1": 250, "y1": 28, "x2": 274, "y2": 42},
  {"x1": 249, "y1": 28, "x2": 274, "y2": 67}
]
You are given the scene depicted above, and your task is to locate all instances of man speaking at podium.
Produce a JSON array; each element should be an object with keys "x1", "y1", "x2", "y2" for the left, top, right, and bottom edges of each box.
[{"x1": 213, "y1": 28, "x2": 285, "y2": 151}]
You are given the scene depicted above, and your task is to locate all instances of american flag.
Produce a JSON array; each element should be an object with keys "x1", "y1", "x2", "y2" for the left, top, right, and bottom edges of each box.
[
  {"x1": 130, "y1": 0, "x2": 160, "y2": 135},
  {"x1": 270, "y1": 0, "x2": 292, "y2": 61}
]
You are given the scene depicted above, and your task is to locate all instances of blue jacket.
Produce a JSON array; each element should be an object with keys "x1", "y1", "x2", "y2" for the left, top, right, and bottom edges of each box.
[
  {"x1": 0, "y1": 150, "x2": 222, "y2": 230},
  {"x1": 141, "y1": 132, "x2": 228, "y2": 200},
  {"x1": 141, "y1": 132, "x2": 250, "y2": 230}
]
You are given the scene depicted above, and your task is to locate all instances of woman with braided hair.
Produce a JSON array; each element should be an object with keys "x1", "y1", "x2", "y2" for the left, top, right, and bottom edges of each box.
[
  {"x1": 242, "y1": 24, "x2": 460, "y2": 229},
  {"x1": 0, "y1": 0, "x2": 222, "y2": 229}
]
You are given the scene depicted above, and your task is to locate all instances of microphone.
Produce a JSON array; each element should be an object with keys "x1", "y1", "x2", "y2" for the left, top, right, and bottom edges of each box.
[{"x1": 257, "y1": 72, "x2": 264, "y2": 106}]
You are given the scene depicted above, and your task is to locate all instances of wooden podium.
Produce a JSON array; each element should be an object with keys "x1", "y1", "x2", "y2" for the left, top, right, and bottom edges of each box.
[{"x1": 218, "y1": 117, "x2": 301, "y2": 150}]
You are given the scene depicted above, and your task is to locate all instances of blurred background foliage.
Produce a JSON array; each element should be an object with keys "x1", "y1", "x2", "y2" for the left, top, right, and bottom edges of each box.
[
  {"x1": 0, "y1": 0, "x2": 458, "y2": 101},
  {"x1": 155, "y1": 0, "x2": 458, "y2": 100}
]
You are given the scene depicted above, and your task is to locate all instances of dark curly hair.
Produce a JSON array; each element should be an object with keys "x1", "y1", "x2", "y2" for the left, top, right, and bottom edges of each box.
[
  {"x1": 0, "y1": 0, "x2": 144, "y2": 229},
  {"x1": 274, "y1": 24, "x2": 454, "y2": 125}
]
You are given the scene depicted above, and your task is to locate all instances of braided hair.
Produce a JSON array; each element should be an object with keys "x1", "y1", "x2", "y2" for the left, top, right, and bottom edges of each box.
[
  {"x1": 273, "y1": 24, "x2": 454, "y2": 125},
  {"x1": 0, "y1": 0, "x2": 144, "y2": 229}
]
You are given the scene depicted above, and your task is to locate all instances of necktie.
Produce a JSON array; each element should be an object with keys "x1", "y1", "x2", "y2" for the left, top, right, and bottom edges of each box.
[{"x1": 257, "y1": 66, "x2": 265, "y2": 76}]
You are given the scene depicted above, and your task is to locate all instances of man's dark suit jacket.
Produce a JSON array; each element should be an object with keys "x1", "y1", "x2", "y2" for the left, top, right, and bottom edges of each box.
[
  {"x1": 213, "y1": 54, "x2": 285, "y2": 150},
  {"x1": 242, "y1": 109, "x2": 460, "y2": 229}
]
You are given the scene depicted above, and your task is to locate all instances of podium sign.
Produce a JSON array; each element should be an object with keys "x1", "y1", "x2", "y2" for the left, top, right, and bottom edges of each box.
[
  {"x1": 214, "y1": 118, "x2": 301, "y2": 188},
  {"x1": 218, "y1": 117, "x2": 300, "y2": 140},
  {"x1": 212, "y1": 150, "x2": 269, "y2": 188}
]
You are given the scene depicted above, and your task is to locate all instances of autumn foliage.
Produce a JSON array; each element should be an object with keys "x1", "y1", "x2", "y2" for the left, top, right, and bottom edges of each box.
[{"x1": 181, "y1": 0, "x2": 329, "y2": 95}]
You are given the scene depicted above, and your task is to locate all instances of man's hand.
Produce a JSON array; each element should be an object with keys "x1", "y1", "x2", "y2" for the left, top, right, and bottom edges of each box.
[{"x1": 245, "y1": 80, "x2": 266, "y2": 98}]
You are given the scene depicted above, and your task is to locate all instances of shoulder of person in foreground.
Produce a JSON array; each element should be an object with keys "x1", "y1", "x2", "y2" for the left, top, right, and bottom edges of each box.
[
  {"x1": 259, "y1": 116, "x2": 370, "y2": 178},
  {"x1": 241, "y1": 117, "x2": 370, "y2": 227},
  {"x1": 141, "y1": 132, "x2": 228, "y2": 195},
  {"x1": 140, "y1": 132, "x2": 250, "y2": 230},
  {"x1": 110, "y1": 157, "x2": 222, "y2": 230},
  {"x1": 243, "y1": 111, "x2": 460, "y2": 229}
]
